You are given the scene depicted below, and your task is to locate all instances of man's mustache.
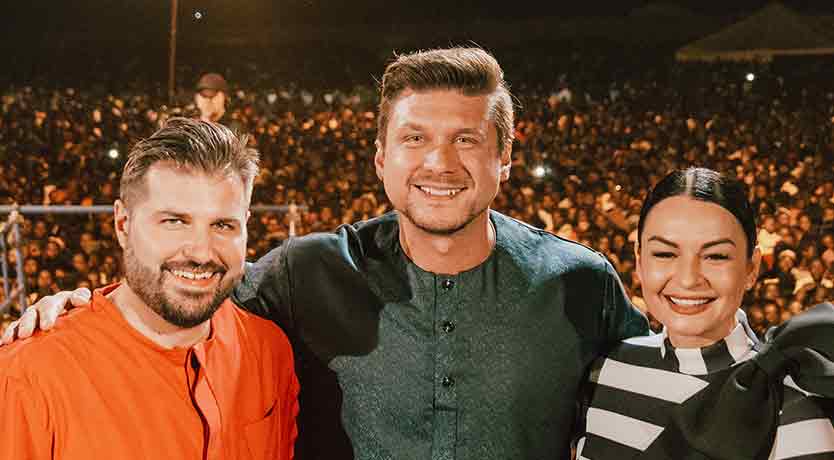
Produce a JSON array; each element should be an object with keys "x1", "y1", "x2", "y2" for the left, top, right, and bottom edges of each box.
[{"x1": 161, "y1": 260, "x2": 227, "y2": 274}]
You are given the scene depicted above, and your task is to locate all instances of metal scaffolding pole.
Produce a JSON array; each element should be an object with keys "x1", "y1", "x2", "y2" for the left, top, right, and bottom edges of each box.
[
  {"x1": 0, "y1": 204, "x2": 303, "y2": 215},
  {"x1": 0, "y1": 208, "x2": 27, "y2": 315},
  {"x1": 168, "y1": 0, "x2": 179, "y2": 105}
]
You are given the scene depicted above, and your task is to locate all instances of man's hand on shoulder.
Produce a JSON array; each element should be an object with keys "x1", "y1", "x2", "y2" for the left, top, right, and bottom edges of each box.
[{"x1": 0, "y1": 288, "x2": 91, "y2": 345}]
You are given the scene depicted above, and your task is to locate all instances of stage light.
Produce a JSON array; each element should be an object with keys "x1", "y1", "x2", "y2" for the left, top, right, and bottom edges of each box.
[
  {"x1": 108, "y1": 148, "x2": 120, "y2": 159},
  {"x1": 532, "y1": 166, "x2": 546, "y2": 178},
  {"x1": 194, "y1": 11, "x2": 203, "y2": 19},
  {"x1": 746, "y1": 73, "x2": 755, "y2": 82}
]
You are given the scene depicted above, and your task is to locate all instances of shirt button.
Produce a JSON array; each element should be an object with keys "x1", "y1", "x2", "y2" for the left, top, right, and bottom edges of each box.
[
  {"x1": 442, "y1": 321, "x2": 456, "y2": 333},
  {"x1": 441, "y1": 279, "x2": 455, "y2": 290},
  {"x1": 441, "y1": 376, "x2": 455, "y2": 387}
]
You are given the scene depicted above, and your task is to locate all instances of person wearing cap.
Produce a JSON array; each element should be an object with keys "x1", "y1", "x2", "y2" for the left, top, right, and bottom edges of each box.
[{"x1": 195, "y1": 73, "x2": 229, "y2": 123}]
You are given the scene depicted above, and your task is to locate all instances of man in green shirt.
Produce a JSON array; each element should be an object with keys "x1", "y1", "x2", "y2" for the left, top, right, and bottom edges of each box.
[{"x1": 5, "y1": 47, "x2": 647, "y2": 460}]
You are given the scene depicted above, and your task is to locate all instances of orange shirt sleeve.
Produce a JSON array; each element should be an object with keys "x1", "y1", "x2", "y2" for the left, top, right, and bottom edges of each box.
[
  {"x1": 280, "y1": 365, "x2": 300, "y2": 460},
  {"x1": 263, "y1": 315, "x2": 300, "y2": 460},
  {"x1": 0, "y1": 373, "x2": 53, "y2": 459},
  {"x1": 241, "y1": 313, "x2": 300, "y2": 460}
]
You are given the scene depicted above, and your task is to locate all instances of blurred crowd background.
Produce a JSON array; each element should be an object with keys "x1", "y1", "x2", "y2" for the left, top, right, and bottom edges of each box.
[{"x1": 3, "y1": 2, "x2": 834, "y2": 337}]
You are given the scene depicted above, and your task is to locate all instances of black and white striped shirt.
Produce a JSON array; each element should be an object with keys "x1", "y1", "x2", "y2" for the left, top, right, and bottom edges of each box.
[{"x1": 577, "y1": 313, "x2": 834, "y2": 460}]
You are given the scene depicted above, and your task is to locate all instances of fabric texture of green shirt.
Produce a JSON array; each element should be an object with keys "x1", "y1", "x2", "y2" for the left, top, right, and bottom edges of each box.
[{"x1": 233, "y1": 210, "x2": 649, "y2": 460}]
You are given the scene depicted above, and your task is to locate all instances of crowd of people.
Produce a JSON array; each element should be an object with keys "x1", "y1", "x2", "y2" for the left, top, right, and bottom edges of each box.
[{"x1": 2, "y1": 54, "x2": 834, "y2": 337}]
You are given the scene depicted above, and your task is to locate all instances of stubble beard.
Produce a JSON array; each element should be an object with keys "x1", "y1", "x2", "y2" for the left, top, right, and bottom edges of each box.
[{"x1": 400, "y1": 199, "x2": 488, "y2": 236}]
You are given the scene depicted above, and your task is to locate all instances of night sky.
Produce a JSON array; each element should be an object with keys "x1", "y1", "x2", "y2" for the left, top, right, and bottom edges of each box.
[
  {"x1": 5, "y1": 0, "x2": 834, "y2": 40},
  {"x1": 3, "y1": 0, "x2": 833, "y2": 86}
]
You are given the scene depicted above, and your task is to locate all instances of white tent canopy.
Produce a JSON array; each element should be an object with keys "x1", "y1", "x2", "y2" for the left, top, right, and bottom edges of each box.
[{"x1": 676, "y1": 2, "x2": 834, "y2": 62}]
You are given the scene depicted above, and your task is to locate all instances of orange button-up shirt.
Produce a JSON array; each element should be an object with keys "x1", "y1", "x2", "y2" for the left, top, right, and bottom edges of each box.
[{"x1": 0, "y1": 284, "x2": 299, "y2": 460}]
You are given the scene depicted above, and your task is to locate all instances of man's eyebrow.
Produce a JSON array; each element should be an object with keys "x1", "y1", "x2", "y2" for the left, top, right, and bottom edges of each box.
[
  {"x1": 396, "y1": 122, "x2": 424, "y2": 132},
  {"x1": 454, "y1": 127, "x2": 486, "y2": 136},
  {"x1": 153, "y1": 210, "x2": 190, "y2": 219},
  {"x1": 213, "y1": 217, "x2": 243, "y2": 225}
]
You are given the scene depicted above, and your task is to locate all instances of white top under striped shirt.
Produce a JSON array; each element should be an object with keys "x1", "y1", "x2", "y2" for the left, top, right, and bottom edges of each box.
[{"x1": 576, "y1": 312, "x2": 834, "y2": 460}]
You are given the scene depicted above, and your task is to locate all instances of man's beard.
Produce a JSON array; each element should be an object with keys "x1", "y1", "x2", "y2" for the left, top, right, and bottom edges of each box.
[
  {"x1": 398, "y1": 172, "x2": 489, "y2": 235},
  {"x1": 400, "y1": 202, "x2": 485, "y2": 236},
  {"x1": 122, "y1": 245, "x2": 236, "y2": 328}
]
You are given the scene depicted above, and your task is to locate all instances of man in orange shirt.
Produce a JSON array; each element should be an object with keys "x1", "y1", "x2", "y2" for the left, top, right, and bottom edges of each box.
[{"x1": 0, "y1": 118, "x2": 298, "y2": 459}]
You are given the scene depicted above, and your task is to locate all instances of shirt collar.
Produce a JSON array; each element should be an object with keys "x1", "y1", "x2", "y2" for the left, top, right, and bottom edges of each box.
[{"x1": 378, "y1": 210, "x2": 504, "y2": 272}]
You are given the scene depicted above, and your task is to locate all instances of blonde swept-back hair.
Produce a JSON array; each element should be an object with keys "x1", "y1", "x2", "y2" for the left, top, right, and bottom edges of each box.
[{"x1": 376, "y1": 47, "x2": 514, "y2": 152}]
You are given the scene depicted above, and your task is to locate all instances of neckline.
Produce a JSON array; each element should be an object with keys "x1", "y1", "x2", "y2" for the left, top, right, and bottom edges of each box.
[
  {"x1": 389, "y1": 210, "x2": 503, "y2": 277},
  {"x1": 659, "y1": 310, "x2": 759, "y2": 375},
  {"x1": 93, "y1": 283, "x2": 226, "y2": 362}
]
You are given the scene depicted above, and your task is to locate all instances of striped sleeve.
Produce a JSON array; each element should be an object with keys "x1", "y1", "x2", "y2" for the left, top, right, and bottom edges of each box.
[{"x1": 768, "y1": 380, "x2": 834, "y2": 460}]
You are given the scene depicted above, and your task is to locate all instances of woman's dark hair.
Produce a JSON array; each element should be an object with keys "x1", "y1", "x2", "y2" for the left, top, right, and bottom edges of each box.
[{"x1": 637, "y1": 167, "x2": 757, "y2": 258}]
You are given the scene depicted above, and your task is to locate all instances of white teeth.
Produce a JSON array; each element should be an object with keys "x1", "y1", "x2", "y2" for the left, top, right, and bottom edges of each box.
[
  {"x1": 171, "y1": 270, "x2": 214, "y2": 280},
  {"x1": 417, "y1": 186, "x2": 463, "y2": 197},
  {"x1": 669, "y1": 297, "x2": 711, "y2": 306}
]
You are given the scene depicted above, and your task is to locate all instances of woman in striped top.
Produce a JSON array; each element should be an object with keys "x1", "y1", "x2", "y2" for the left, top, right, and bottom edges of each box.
[{"x1": 577, "y1": 167, "x2": 834, "y2": 460}]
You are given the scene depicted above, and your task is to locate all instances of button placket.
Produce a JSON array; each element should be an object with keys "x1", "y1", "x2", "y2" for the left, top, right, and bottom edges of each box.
[
  {"x1": 439, "y1": 277, "x2": 456, "y2": 335},
  {"x1": 432, "y1": 274, "x2": 458, "y2": 460},
  {"x1": 441, "y1": 279, "x2": 455, "y2": 291},
  {"x1": 190, "y1": 347, "x2": 223, "y2": 460},
  {"x1": 434, "y1": 275, "x2": 457, "y2": 408}
]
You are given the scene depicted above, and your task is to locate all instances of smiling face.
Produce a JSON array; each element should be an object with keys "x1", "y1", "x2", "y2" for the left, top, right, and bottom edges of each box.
[
  {"x1": 375, "y1": 89, "x2": 511, "y2": 235},
  {"x1": 115, "y1": 164, "x2": 248, "y2": 328},
  {"x1": 636, "y1": 196, "x2": 760, "y2": 348}
]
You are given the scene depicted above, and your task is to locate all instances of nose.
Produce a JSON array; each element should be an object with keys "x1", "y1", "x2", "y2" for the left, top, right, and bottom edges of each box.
[
  {"x1": 181, "y1": 226, "x2": 213, "y2": 263},
  {"x1": 423, "y1": 142, "x2": 461, "y2": 173},
  {"x1": 677, "y1": 255, "x2": 705, "y2": 289}
]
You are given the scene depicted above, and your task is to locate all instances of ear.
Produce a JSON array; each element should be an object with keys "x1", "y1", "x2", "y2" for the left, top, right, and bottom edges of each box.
[
  {"x1": 113, "y1": 199, "x2": 130, "y2": 250},
  {"x1": 633, "y1": 240, "x2": 643, "y2": 283},
  {"x1": 499, "y1": 143, "x2": 512, "y2": 182},
  {"x1": 746, "y1": 246, "x2": 762, "y2": 290},
  {"x1": 374, "y1": 139, "x2": 385, "y2": 182}
]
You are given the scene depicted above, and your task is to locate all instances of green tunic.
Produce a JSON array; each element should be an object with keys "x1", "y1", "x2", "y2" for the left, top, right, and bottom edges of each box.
[{"x1": 234, "y1": 210, "x2": 648, "y2": 460}]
